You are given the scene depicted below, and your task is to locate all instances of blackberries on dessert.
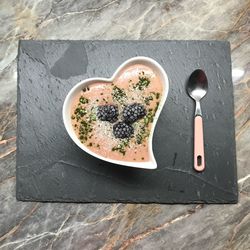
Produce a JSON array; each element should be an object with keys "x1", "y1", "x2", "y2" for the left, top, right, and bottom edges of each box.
[
  {"x1": 113, "y1": 122, "x2": 134, "y2": 139},
  {"x1": 97, "y1": 103, "x2": 146, "y2": 139},
  {"x1": 122, "y1": 103, "x2": 147, "y2": 123},
  {"x1": 97, "y1": 105, "x2": 118, "y2": 123}
]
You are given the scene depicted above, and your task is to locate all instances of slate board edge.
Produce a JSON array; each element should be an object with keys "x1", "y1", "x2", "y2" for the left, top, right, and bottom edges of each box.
[
  {"x1": 16, "y1": 41, "x2": 22, "y2": 201},
  {"x1": 227, "y1": 42, "x2": 238, "y2": 203},
  {"x1": 17, "y1": 197, "x2": 238, "y2": 204}
]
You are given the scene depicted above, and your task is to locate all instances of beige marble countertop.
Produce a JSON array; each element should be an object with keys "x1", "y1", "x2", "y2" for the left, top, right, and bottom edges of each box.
[{"x1": 0, "y1": 0, "x2": 249, "y2": 249}]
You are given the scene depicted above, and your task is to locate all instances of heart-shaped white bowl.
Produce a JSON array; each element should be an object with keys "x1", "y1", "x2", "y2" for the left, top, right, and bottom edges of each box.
[{"x1": 63, "y1": 56, "x2": 169, "y2": 169}]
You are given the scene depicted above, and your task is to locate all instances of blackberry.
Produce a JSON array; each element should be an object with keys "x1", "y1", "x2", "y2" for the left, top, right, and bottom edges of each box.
[
  {"x1": 97, "y1": 105, "x2": 118, "y2": 123},
  {"x1": 122, "y1": 103, "x2": 147, "y2": 123},
  {"x1": 113, "y1": 122, "x2": 134, "y2": 139}
]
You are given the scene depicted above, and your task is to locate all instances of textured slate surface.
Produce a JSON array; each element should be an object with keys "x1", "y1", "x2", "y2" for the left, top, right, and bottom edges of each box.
[{"x1": 16, "y1": 40, "x2": 237, "y2": 203}]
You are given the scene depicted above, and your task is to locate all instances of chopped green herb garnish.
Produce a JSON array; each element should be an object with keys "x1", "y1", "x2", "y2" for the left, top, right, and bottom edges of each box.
[
  {"x1": 79, "y1": 109, "x2": 87, "y2": 116},
  {"x1": 88, "y1": 112, "x2": 96, "y2": 122},
  {"x1": 133, "y1": 74, "x2": 150, "y2": 90},
  {"x1": 75, "y1": 110, "x2": 86, "y2": 121},
  {"x1": 112, "y1": 86, "x2": 127, "y2": 104},
  {"x1": 88, "y1": 107, "x2": 97, "y2": 122},
  {"x1": 154, "y1": 102, "x2": 160, "y2": 113},
  {"x1": 144, "y1": 110, "x2": 154, "y2": 126},
  {"x1": 79, "y1": 96, "x2": 89, "y2": 104},
  {"x1": 136, "y1": 125, "x2": 150, "y2": 144},
  {"x1": 112, "y1": 138, "x2": 130, "y2": 155},
  {"x1": 151, "y1": 92, "x2": 160, "y2": 99},
  {"x1": 144, "y1": 96, "x2": 153, "y2": 105},
  {"x1": 78, "y1": 120, "x2": 92, "y2": 142},
  {"x1": 74, "y1": 107, "x2": 87, "y2": 121},
  {"x1": 136, "y1": 133, "x2": 143, "y2": 144}
]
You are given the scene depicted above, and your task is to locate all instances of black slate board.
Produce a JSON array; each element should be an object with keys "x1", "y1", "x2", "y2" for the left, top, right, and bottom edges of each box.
[{"x1": 16, "y1": 40, "x2": 238, "y2": 203}]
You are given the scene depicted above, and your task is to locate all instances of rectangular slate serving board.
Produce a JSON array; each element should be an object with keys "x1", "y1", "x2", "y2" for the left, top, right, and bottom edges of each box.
[{"x1": 16, "y1": 40, "x2": 238, "y2": 203}]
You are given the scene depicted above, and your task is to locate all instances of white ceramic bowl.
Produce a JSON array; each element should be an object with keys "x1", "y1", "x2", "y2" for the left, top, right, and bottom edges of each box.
[{"x1": 63, "y1": 56, "x2": 169, "y2": 169}]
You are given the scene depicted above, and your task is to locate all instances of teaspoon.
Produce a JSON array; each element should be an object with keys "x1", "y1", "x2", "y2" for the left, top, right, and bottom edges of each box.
[{"x1": 187, "y1": 69, "x2": 208, "y2": 172}]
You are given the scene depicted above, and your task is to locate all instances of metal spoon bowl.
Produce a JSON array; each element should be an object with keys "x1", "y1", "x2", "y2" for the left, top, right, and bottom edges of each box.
[{"x1": 187, "y1": 69, "x2": 208, "y2": 101}]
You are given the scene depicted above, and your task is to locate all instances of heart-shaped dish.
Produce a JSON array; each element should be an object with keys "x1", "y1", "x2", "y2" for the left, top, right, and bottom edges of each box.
[{"x1": 63, "y1": 56, "x2": 169, "y2": 169}]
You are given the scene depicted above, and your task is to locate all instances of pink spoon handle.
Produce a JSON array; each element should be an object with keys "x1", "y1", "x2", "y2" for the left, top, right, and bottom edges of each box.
[{"x1": 194, "y1": 116, "x2": 205, "y2": 172}]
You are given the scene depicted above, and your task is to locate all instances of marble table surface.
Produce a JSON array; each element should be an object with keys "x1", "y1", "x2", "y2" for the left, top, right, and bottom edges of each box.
[{"x1": 0, "y1": 0, "x2": 249, "y2": 249}]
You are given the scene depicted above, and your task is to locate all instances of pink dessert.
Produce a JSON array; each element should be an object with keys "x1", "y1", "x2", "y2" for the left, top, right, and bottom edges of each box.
[{"x1": 71, "y1": 64, "x2": 163, "y2": 162}]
